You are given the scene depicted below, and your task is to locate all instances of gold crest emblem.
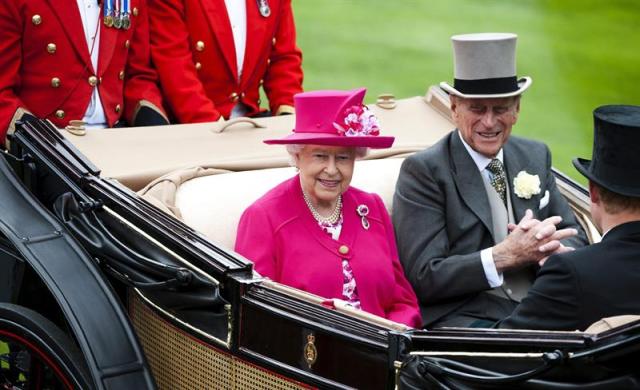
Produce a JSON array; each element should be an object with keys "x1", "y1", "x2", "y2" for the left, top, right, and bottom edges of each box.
[{"x1": 304, "y1": 333, "x2": 317, "y2": 369}]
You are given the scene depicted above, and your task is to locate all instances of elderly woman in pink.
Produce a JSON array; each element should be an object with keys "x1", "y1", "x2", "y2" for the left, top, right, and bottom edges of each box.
[{"x1": 235, "y1": 88, "x2": 421, "y2": 327}]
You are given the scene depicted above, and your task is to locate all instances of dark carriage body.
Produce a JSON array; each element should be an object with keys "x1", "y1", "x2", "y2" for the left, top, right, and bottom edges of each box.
[{"x1": 0, "y1": 88, "x2": 636, "y2": 389}]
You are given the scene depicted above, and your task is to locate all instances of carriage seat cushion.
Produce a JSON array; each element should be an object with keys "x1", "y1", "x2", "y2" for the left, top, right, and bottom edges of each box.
[{"x1": 168, "y1": 158, "x2": 405, "y2": 250}]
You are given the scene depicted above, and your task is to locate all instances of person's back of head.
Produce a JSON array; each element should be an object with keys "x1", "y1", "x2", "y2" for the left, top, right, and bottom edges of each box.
[{"x1": 593, "y1": 184, "x2": 640, "y2": 215}]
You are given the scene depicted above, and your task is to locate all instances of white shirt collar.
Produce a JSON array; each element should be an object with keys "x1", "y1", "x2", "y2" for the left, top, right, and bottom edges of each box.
[
  {"x1": 458, "y1": 131, "x2": 504, "y2": 172},
  {"x1": 224, "y1": 0, "x2": 247, "y2": 80},
  {"x1": 76, "y1": 0, "x2": 106, "y2": 127}
]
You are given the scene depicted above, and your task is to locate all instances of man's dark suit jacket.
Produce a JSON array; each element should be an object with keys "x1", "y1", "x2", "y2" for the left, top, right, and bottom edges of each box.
[
  {"x1": 499, "y1": 221, "x2": 640, "y2": 331},
  {"x1": 393, "y1": 131, "x2": 588, "y2": 328}
]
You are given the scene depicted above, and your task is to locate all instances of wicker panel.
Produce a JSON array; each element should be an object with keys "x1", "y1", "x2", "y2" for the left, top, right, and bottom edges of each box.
[
  {"x1": 130, "y1": 292, "x2": 313, "y2": 390},
  {"x1": 232, "y1": 357, "x2": 312, "y2": 390},
  {"x1": 130, "y1": 292, "x2": 233, "y2": 389}
]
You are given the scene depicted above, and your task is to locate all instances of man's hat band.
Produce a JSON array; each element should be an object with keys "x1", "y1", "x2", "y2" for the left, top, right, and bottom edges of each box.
[{"x1": 453, "y1": 76, "x2": 519, "y2": 95}]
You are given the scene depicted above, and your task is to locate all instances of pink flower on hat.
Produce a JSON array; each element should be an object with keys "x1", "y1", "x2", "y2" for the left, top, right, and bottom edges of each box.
[{"x1": 333, "y1": 105, "x2": 381, "y2": 137}]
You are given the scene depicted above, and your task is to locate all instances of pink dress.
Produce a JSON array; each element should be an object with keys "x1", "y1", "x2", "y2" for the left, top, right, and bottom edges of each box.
[{"x1": 235, "y1": 176, "x2": 422, "y2": 328}]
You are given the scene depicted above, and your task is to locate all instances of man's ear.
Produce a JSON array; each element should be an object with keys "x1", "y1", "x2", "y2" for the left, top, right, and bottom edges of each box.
[
  {"x1": 588, "y1": 181, "x2": 600, "y2": 204},
  {"x1": 510, "y1": 96, "x2": 521, "y2": 126},
  {"x1": 450, "y1": 96, "x2": 459, "y2": 120}
]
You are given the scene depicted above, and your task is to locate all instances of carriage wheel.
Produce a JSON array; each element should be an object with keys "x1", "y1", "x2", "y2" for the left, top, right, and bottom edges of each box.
[{"x1": 0, "y1": 303, "x2": 91, "y2": 389}]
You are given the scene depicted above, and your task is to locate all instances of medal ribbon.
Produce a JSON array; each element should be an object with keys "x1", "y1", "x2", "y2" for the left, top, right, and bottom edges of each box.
[
  {"x1": 122, "y1": 0, "x2": 130, "y2": 29},
  {"x1": 104, "y1": 0, "x2": 113, "y2": 19}
]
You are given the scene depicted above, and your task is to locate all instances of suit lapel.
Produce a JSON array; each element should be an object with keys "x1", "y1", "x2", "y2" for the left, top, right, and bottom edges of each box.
[
  {"x1": 503, "y1": 142, "x2": 538, "y2": 220},
  {"x1": 241, "y1": 0, "x2": 268, "y2": 87},
  {"x1": 45, "y1": 0, "x2": 92, "y2": 69},
  {"x1": 200, "y1": 0, "x2": 238, "y2": 80},
  {"x1": 97, "y1": 15, "x2": 118, "y2": 76},
  {"x1": 450, "y1": 131, "x2": 494, "y2": 237}
]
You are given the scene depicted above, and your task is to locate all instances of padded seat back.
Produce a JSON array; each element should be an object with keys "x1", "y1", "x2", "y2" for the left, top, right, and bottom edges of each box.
[{"x1": 169, "y1": 158, "x2": 404, "y2": 250}]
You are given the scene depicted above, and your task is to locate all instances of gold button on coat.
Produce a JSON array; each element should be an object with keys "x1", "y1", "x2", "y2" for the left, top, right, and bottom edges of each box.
[
  {"x1": 338, "y1": 245, "x2": 349, "y2": 255},
  {"x1": 118, "y1": 70, "x2": 125, "y2": 80},
  {"x1": 51, "y1": 77, "x2": 61, "y2": 88},
  {"x1": 88, "y1": 76, "x2": 98, "y2": 86},
  {"x1": 47, "y1": 43, "x2": 56, "y2": 54},
  {"x1": 272, "y1": 37, "x2": 276, "y2": 46},
  {"x1": 32, "y1": 15, "x2": 42, "y2": 25},
  {"x1": 55, "y1": 110, "x2": 65, "y2": 119},
  {"x1": 195, "y1": 41, "x2": 205, "y2": 52},
  {"x1": 267, "y1": 59, "x2": 271, "y2": 66},
  {"x1": 125, "y1": 40, "x2": 130, "y2": 49},
  {"x1": 195, "y1": 62, "x2": 202, "y2": 70},
  {"x1": 230, "y1": 92, "x2": 239, "y2": 102},
  {"x1": 115, "y1": 104, "x2": 121, "y2": 113},
  {"x1": 132, "y1": 7, "x2": 139, "y2": 16}
]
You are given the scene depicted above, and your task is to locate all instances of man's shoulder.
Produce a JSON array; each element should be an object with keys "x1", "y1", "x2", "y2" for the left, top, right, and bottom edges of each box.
[
  {"x1": 545, "y1": 242, "x2": 602, "y2": 275},
  {"x1": 405, "y1": 131, "x2": 453, "y2": 166},
  {"x1": 506, "y1": 135, "x2": 549, "y2": 154}
]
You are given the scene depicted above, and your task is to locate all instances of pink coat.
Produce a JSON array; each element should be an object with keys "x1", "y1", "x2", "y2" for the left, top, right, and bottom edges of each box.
[{"x1": 235, "y1": 176, "x2": 421, "y2": 327}]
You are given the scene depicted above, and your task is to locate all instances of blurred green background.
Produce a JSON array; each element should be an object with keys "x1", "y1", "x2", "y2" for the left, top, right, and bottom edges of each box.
[{"x1": 292, "y1": 0, "x2": 640, "y2": 183}]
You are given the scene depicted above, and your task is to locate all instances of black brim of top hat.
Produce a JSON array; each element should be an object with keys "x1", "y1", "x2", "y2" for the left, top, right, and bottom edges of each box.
[
  {"x1": 573, "y1": 157, "x2": 640, "y2": 198},
  {"x1": 440, "y1": 77, "x2": 532, "y2": 99}
]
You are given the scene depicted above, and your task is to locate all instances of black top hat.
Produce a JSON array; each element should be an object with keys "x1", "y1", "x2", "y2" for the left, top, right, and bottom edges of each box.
[{"x1": 573, "y1": 105, "x2": 640, "y2": 197}]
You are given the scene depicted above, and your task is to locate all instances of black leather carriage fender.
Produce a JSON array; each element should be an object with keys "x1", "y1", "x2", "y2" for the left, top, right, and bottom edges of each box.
[
  {"x1": 53, "y1": 191, "x2": 230, "y2": 340},
  {"x1": 0, "y1": 155, "x2": 156, "y2": 390}
]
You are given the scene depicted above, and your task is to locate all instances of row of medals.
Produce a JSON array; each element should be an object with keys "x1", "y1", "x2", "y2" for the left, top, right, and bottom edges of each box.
[
  {"x1": 103, "y1": 0, "x2": 271, "y2": 30},
  {"x1": 104, "y1": 12, "x2": 130, "y2": 29},
  {"x1": 104, "y1": 0, "x2": 131, "y2": 29}
]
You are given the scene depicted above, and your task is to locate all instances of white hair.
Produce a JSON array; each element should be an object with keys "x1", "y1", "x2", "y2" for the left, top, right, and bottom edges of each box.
[{"x1": 285, "y1": 144, "x2": 369, "y2": 167}]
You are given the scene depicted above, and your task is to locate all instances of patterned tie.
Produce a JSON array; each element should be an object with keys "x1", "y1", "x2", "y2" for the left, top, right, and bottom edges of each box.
[{"x1": 486, "y1": 158, "x2": 507, "y2": 207}]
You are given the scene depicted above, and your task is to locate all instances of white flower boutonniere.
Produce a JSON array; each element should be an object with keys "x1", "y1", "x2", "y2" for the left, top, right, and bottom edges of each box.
[{"x1": 513, "y1": 171, "x2": 541, "y2": 199}]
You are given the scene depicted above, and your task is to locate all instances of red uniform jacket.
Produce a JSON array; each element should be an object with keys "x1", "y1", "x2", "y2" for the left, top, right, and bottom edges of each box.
[
  {"x1": 148, "y1": 0, "x2": 303, "y2": 122},
  {"x1": 0, "y1": 0, "x2": 165, "y2": 139},
  {"x1": 235, "y1": 176, "x2": 422, "y2": 328}
]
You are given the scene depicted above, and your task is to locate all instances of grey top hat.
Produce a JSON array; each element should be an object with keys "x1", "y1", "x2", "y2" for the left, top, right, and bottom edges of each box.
[{"x1": 440, "y1": 33, "x2": 532, "y2": 99}]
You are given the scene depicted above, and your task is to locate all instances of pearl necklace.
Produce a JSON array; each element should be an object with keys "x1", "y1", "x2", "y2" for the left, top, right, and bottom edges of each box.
[{"x1": 302, "y1": 189, "x2": 342, "y2": 225}]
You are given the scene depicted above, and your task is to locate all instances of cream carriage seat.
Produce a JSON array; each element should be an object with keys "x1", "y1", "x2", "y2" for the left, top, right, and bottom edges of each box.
[{"x1": 139, "y1": 158, "x2": 405, "y2": 250}]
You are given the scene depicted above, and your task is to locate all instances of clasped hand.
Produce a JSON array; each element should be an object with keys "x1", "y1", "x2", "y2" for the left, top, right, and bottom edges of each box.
[{"x1": 493, "y1": 209, "x2": 577, "y2": 272}]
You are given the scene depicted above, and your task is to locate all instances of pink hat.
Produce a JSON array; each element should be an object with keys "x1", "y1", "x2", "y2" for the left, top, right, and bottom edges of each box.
[{"x1": 264, "y1": 88, "x2": 395, "y2": 148}]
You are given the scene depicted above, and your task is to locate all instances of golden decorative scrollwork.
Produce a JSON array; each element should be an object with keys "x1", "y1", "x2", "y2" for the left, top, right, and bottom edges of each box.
[{"x1": 303, "y1": 333, "x2": 317, "y2": 369}]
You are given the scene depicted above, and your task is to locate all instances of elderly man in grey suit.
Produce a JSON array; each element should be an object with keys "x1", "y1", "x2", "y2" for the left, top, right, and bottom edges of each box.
[{"x1": 393, "y1": 33, "x2": 588, "y2": 329}]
